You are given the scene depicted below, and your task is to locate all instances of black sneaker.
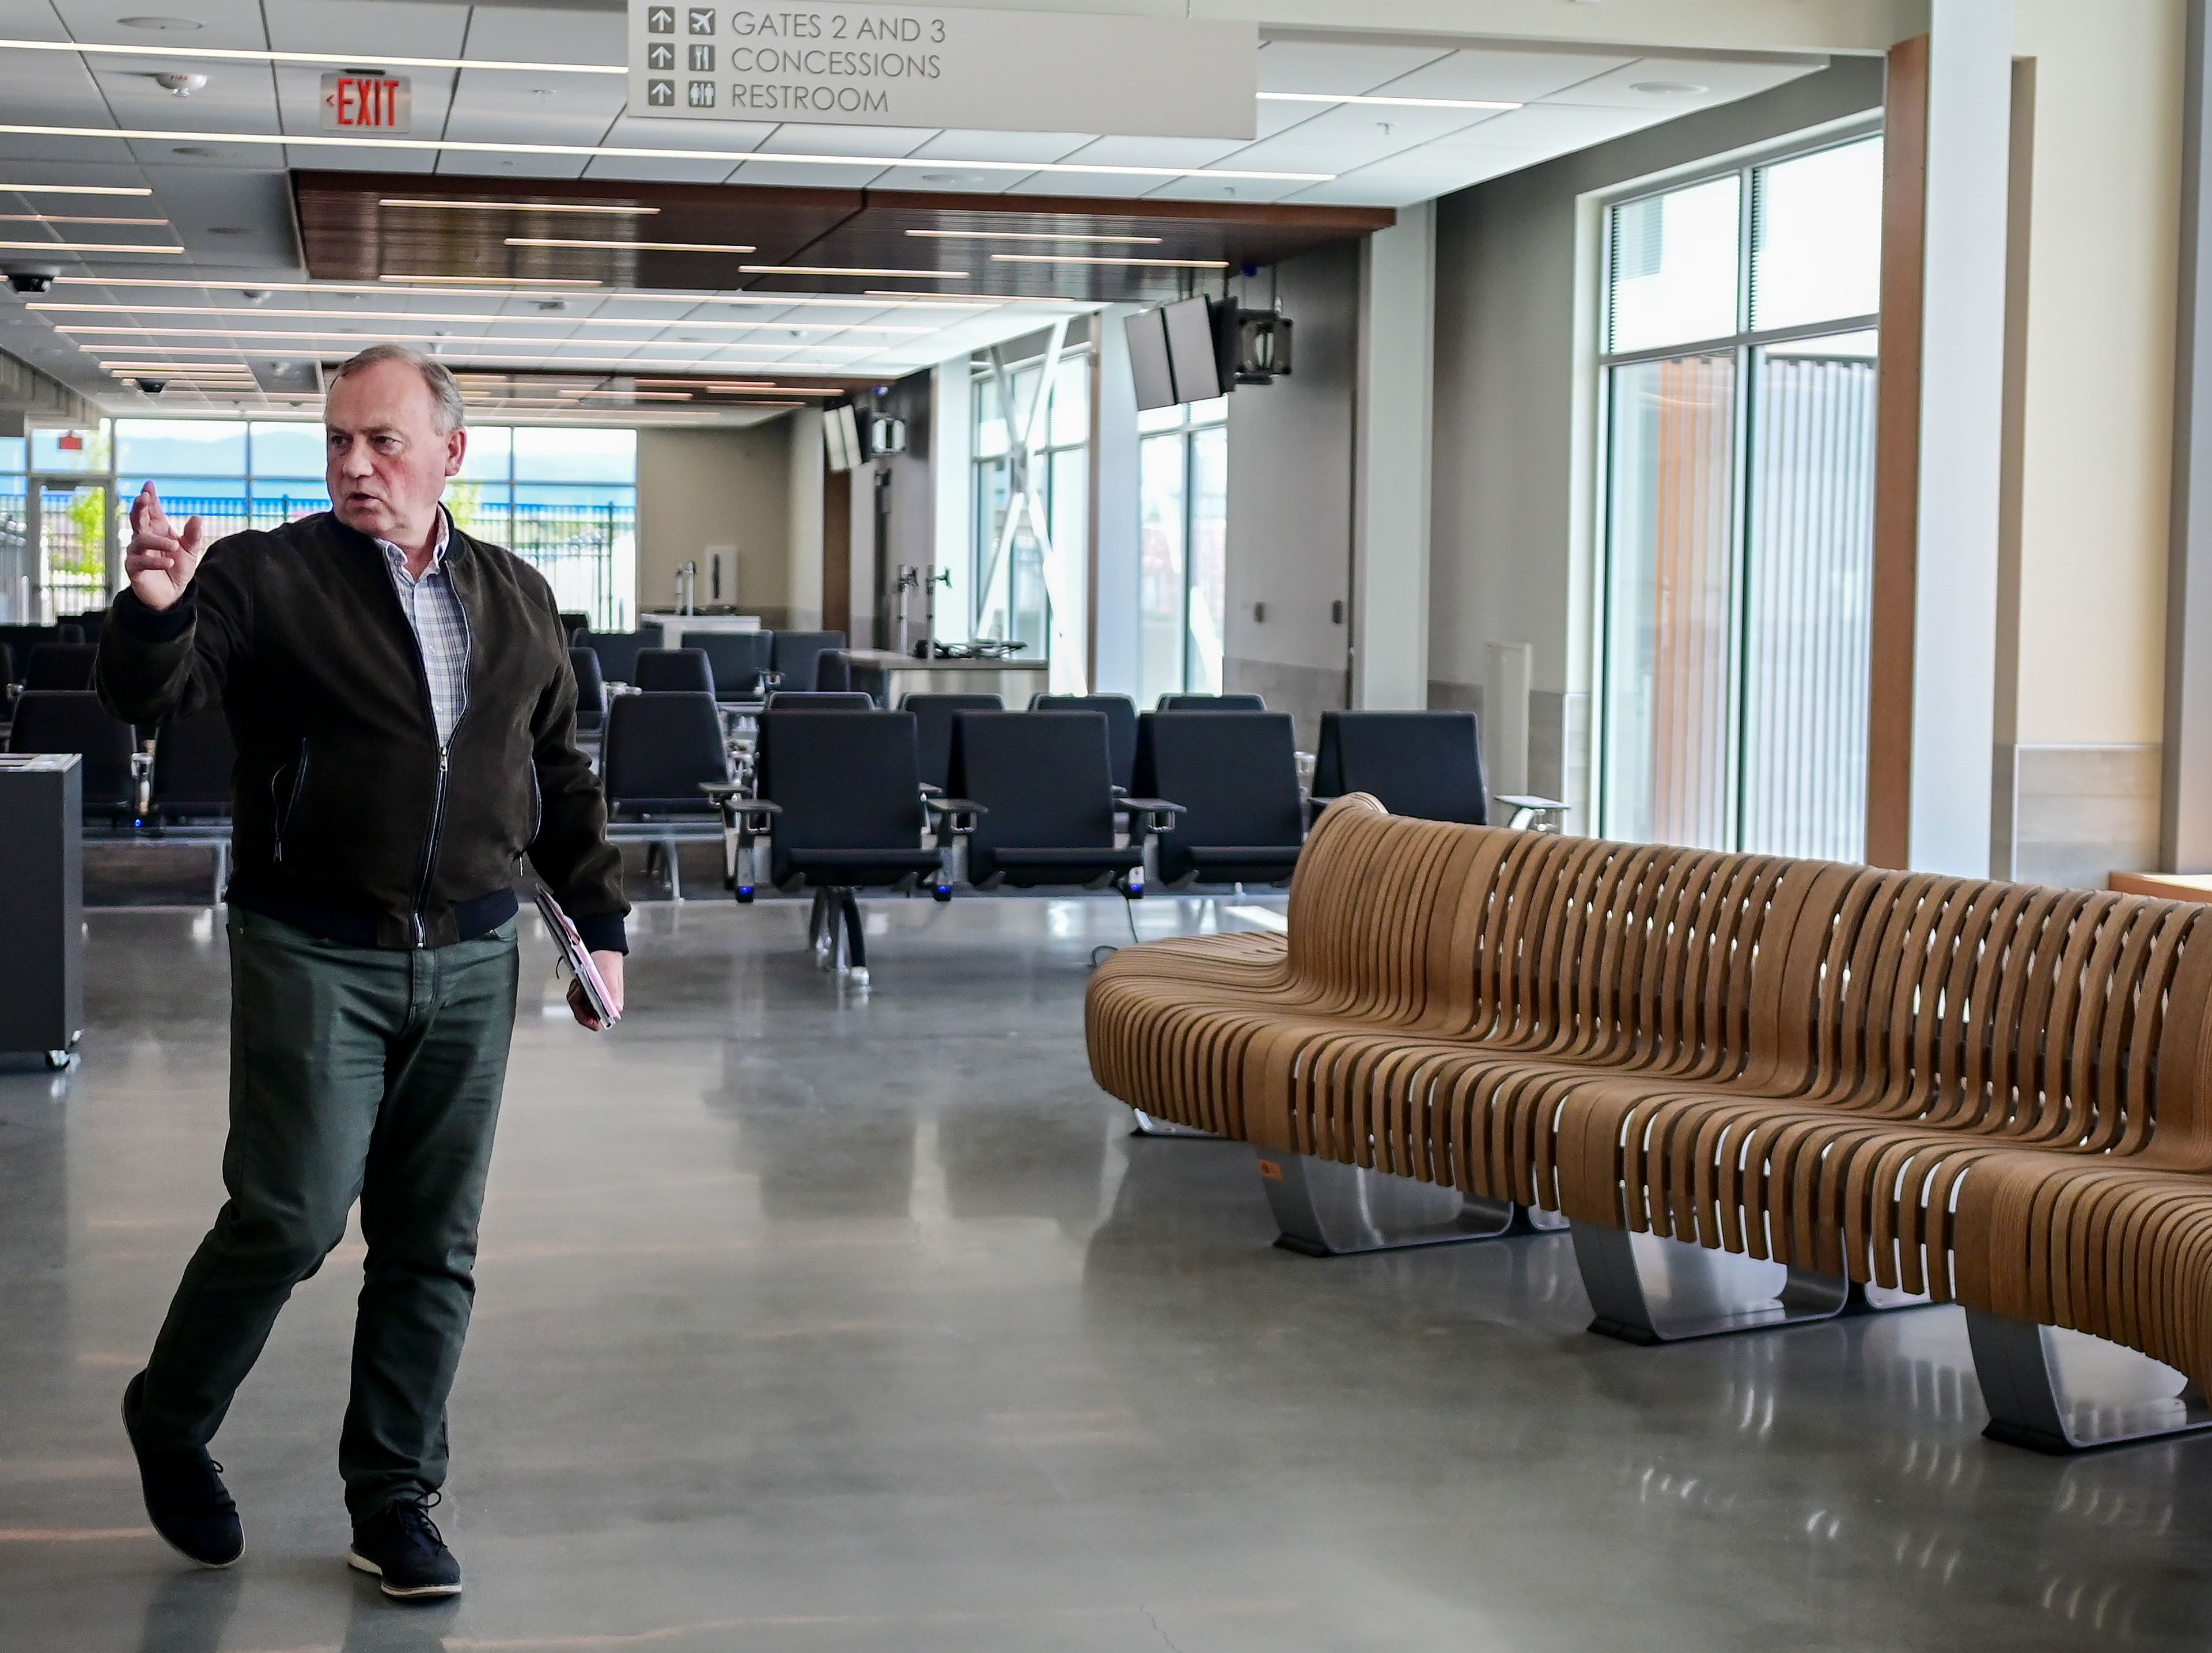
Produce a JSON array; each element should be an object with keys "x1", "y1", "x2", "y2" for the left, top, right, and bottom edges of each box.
[
  {"x1": 347, "y1": 1495, "x2": 462, "y2": 1601},
  {"x1": 121, "y1": 1373, "x2": 243, "y2": 1568}
]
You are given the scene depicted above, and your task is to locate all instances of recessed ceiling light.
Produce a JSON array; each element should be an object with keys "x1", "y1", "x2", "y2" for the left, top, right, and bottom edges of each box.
[
  {"x1": 206, "y1": 226, "x2": 248, "y2": 236},
  {"x1": 0, "y1": 122, "x2": 1336, "y2": 184},
  {"x1": 169, "y1": 145, "x2": 213, "y2": 157},
  {"x1": 380, "y1": 198, "x2": 660, "y2": 215},
  {"x1": 918, "y1": 173, "x2": 986, "y2": 185},
  {"x1": 0, "y1": 183, "x2": 153, "y2": 196},
  {"x1": 989, "y1": 253, "x2": 1229, "y2": 268},
  {"x1": 118, "y1": 16, "x2": 202, "y2": 31},
  {"x1": 1630, "y1": 81, "x2": 1709, "y2": 96},
  {"x1": 905, "y1": 229, "x2": 1163, "y2": 245},
  {"x1": 0, "y1": 36, "x2": 623, "y2": 74},
  {"x1": 503, "y1": 237, "x2": 757, "y2": 253},
  {"x1": 740, "y1": 265, "x2": 968, "y2": 279},
  {"x1": 0, "y1": 238, "x2": 181, "y2": 253},
  {"x1": 1257, "y1": 91, "x2": 1521, "y2": 111}
]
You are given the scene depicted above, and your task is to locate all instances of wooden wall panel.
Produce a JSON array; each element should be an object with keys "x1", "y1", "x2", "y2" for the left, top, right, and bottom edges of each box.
[{"x1": 1866, "y1": 35, "x2": 1930, "y2": 869}]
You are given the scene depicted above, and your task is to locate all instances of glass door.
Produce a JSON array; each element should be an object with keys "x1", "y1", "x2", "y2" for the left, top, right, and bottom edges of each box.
[{"x1": 34, "y1": 480, "x2": 112, "y2": 622}]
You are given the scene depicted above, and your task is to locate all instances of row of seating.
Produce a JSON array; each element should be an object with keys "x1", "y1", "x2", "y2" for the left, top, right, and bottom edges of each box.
[
  {"x1": 571, "y1": 627, "x2": 846, "y2": 701},
  {"x1": 1087, "y1": 797, "x2": 2212, "y2": 1453},
  {"x1": 4, "y1": 642, "x2": 97, "y2": 695}
]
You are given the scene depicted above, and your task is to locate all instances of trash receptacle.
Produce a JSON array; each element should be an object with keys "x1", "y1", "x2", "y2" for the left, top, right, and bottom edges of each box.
[{"x1": 0, "y1": 753, "x2": 83, "y2": 1066}]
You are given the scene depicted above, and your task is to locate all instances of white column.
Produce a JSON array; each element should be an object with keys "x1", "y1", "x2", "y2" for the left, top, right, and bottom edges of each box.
[
  {"x1": 931, "y1": 362, "x2": 972, "y2": 643},
  {"x1": 1352, "y1": 200, "x2": 1435, "y2": 710},
  {"x1": 785, "y1": 408, "x2": 824, "y2": 631},
  {"x1": 1090, "y1": 303, "x2": 1144, "y2": 696},
  {"x1": 1910, "y1": 0, "x2": 2014, "y2": 875}
]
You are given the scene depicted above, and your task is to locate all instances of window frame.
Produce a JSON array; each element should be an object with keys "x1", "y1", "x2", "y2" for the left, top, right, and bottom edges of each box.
[
  {"x1": 1588, "y1": 119, "x2": 1884, "y2": 851},
  {"x1": 968, "y1": 345, "x2": 1092, "y2": 650}
]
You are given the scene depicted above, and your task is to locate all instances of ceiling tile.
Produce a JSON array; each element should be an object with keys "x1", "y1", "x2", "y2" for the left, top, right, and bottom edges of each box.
[
  {"x1": 264, "y1": 0, "x2": 469, "y2": 58},
  {"x1": 755, "y1": 123, "x2": 934, "y2": 158},
  {"x1": 908, "y1": 129, "x2": 1094, "y2": 165},
  {"x1": 1544, "y1": 54, "x2": 1823, "y2": 111},
  {"x1": 1254, "y1": 39, "x2": 1455, "y2": 96},
  {"x1": 48, "y1": 0, "x2": 272, "y2": 52},
  {"x1": 1207, "y1": 101, "x2": 1503, "y2": 177},
  {"x1": 1369, "y1": 47, "x2": 1638, "y2": 105}
]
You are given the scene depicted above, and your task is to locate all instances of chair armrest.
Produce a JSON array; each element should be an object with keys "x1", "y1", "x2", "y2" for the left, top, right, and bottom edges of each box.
[
  {"x1": 923, "y1": 795, "x2": 987, "y2": 835},
  {"x1": 701, "y1": 783, "x2": 781, "y2": 836},
  {"x1": 1495, "y1": 793, "x2": 1569, "y2": 832},
  {"x1": 1495, "y1": 793, "x2": 1568, "y2": 812},
  {"x1": 1120, "y1": 797, "x2": 1184, "y2": 834},
  {"x1": 918, "y1": 781, "x2": 943, "y2": 796}
]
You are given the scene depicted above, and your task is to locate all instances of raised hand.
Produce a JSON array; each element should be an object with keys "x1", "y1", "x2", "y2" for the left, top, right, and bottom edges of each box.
[{"x1": 124, "y1": 481, "x2": 209, "y2": 612}]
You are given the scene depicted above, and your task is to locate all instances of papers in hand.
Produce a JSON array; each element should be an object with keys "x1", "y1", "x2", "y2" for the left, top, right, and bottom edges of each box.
[{"x1": 535, "y1": 888, "x2": 620, "y2": 1029}]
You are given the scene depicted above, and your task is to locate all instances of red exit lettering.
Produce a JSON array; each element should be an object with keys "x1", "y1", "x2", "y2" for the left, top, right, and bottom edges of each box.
[{"x1": 329, "y1": 77, "x2": 403, "y2": 129}]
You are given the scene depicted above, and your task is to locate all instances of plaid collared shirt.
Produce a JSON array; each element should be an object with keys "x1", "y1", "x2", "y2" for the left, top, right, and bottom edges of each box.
[{"x1": 377, "y1": 509, "x2": 469, "y2": 746}]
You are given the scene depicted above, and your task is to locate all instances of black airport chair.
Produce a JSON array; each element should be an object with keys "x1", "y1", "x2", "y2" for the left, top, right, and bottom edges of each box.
[
  {"x1": 724, "y1": 709, "x2": 948, "y2": 983},
  {"x1": 813, "y1": 650, "x2": 857, "y2": 693},
  {"x1": 1310, "y1": 710, "x2": 1490, "y2": 826},
  {"x1": 632, "y1": 647, "x2": 715, "y2": 696},
  {"x1": 944, "y1": 710, "x2": 1181, "y2": 893},
  {"x1": 772, "y1": 631, "x2": 845, "y2": 699},
  {"x1": 9, "y1": 691, "x2": 138, "y2": 820},
  {"x1": 683, "y1": 630, "x2": 777, "y2": 703},
  {"x1": 568, "y1": 647, "x2": 609, "y2": 734},
  {"x1": 1158, "y1": 692, "x2": 1266, "y2": 711},
  {"x1": 1134, "y1": 710, "x2": 1305, "y2": 888},
  {"x1": 764, "y1": 690, "x2": 874, "y2": 710},
  {"x1": 70, "y1": 609, "x2": 105, "y2": 645},
  {"x1": 599, "y1": 690, "x2": 731, "y2": 898},
  {"x1": 1, "y1": 623, "x2": 80, "y2": 666},
  {"x1": 149, "y1": 708, "x2": 234, "y2": 821},
  {"x1": 900, "y1": 693, "x2": 1003, "y2": 793},
  {"x1": 1031, "y1": 693, "x2": 1138, "y2": 793},
  {"x1": 559, "y1": 610, "x2": 590, "y2": 641},
  {"x1": 574, "y1": 627, "x2": 654, "y2": 685},
  {"x1": 24, "y1": 643, "x2": 97, "y2": 692},
  {"x1": 0, "y1": 640, "x2": 12, "y2": 691}
]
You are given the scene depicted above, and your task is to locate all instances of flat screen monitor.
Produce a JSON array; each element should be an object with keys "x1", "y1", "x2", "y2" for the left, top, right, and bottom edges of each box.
[
  {"x1": 824, "y1": 403, "x2": 861, "y2": 472},
  {"x1": 1125, "y1": 306, "x2": 1177, "y2": 411},
  {"x1": 1162, "y1": 295, "x2": 1222, "y2": 403}
]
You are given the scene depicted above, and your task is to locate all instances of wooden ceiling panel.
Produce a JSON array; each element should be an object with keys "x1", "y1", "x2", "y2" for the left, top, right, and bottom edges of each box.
[{"x1": 292, "y1": 173, "x2": 1391, "y2": 299}]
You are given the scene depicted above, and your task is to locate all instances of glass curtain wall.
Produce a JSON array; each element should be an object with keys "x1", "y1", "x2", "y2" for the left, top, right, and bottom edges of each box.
[
  {"x1": 1136, "y1": 397, "x2": 1228, "y2": 706},
  {"x1": 972, "y1": 352, "x2": 1089, "y2": 654},
  {"x1": 101, "y1": 420, "x2": 638, "y2": 627},
  {"x1": 1597, "y1": 134, "x2": 1883, "y2": 860}
]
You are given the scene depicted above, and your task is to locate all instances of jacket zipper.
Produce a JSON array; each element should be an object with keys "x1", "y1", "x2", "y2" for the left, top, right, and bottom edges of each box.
[
  {"x1": 273, "y1": 740, "x2": 309, "y2": 862},
  {"x1": 407, "y1": 543, "x2": 474, "y2": 948}
]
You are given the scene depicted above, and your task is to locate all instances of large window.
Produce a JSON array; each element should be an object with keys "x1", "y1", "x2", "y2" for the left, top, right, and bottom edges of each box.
[
  {"x1": 972, "y1": 352, "x2": 1088, "y2": 654},
  {"x1": 1597, "y1": 134, "x2": 1882, "y2": 860},
  {"x1": 1137, "y1": 397, "x2": 1228, "y2": 706},
  {"x1": 84, "y1": 419, "x2": 638, "y2": 627}
]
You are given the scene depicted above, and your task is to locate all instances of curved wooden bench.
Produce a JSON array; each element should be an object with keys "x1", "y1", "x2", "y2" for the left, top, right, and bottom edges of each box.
[{"x1": 1084, "y1": 797, "x2": 2212, "y2": 1449}]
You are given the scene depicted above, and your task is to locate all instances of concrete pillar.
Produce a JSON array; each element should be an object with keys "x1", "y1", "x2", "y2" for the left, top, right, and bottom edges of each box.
[
  {"x1": 1090, "y1": 303, "x2": 1143, "y2": 697},
  {"x1": 931, "y1": 362, "x2": 973, "y2": 644},
  {"x1": 1908, "y1": 0, "x2": 2014, "y2": 875},
  {"x1": 1351, "y1": 200, "x2": 1434, "y2": 711},
  {"x1": 2169, "y1": 0, "x2": 2212, "y2": 872}
]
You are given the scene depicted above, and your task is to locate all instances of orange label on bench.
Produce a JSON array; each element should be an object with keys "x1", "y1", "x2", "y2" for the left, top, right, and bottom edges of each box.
[{"x1": 1257, "y1": 1158, "x2": 1283, "y2": 1181}]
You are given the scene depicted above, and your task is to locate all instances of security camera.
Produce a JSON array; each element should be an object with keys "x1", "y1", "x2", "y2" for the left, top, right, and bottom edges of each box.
[
  {"x1": 134, "y1": 377, "x2": 169, "y2": 395},
  {"x1": 6, "y1": 271, "x2": 54, "y2": 294}
]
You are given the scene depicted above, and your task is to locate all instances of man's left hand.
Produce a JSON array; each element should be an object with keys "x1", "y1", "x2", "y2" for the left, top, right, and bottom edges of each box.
[{"x1": 567, "y1": 950, "x2": 625, "y2": 1031}]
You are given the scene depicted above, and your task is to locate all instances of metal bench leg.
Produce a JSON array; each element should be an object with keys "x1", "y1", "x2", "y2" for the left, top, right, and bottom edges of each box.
[
  {"x1": 211, "y1": 838, "x2": 229, "y2": 907},
  {"x1": 663, "y1": 833, "x2": 682, "y2": 901},
  {"x1": 808, "y1": 888, "x2": 833, "y2": 962},
  {"x1": 1965, "y1": 1311, "x2": 2212, "y2": 1452},
  {"x1": 1256, "y1": 1151, "x2": 1569, "y2": 1257},
  {"x1": 1572, "y1": 1222, "x2": 1862, "y2": 1344},
  {"x1": 1130, "y1": 1109, "x2": 1217, "y2": 1139}
]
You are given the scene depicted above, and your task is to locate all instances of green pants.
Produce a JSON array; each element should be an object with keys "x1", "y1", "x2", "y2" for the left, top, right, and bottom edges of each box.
[{"x1": 131, "y1": 908, "x2": 520, "y2": 1519}]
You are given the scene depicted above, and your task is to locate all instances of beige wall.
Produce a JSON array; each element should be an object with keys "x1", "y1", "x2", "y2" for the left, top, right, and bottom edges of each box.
[
  {"x1": 2007, "y1": 0, "x2": 2185, "y2": 748},
  {"x1": 635, "y1": 420, "x2": 794, "y2": 625}
]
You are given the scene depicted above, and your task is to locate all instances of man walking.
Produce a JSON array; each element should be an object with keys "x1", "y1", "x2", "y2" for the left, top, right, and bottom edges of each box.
[{"x1": 97, "y1": 343, "x2": 628, "y2": 1600}]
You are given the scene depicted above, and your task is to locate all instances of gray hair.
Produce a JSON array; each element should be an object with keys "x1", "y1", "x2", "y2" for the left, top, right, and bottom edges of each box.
[{"x1": 329, "y1": 343, "x2": 467, "y2": 433}]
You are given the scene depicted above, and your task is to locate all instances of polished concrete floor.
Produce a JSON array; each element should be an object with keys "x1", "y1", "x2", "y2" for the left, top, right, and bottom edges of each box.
[{"x1": 5, "y1": 895, "x2": 2212, "y2": 1652}]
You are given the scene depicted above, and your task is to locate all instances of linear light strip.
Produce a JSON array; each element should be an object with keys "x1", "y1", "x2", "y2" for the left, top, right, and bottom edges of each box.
[
  {"x1": 0, "y1": 182, "x2": 153, "y2": 195},
  {"x1": 505, "y1": 237, "x2": 756, "y2": 253},
  {"x1": 0, "y1": 123, "x2": 1336, "y2": 183},
  {"x1": 1257, "y1": 91, "x2": 1521, "y2": 110},
  {"x1": 0, "y1": 214, "x2": 168, "y2": 225},
  {"x1": 381, "y1": 198, "x2": 659, "y2": 214},
  {"x1": 0, "y1": 37, "x2": 626, "y2": 75},
  {"x1": 65, "y1": 327, "x2": 881, "y2": 353},
  {"x1": 79, "y1": 346, "x2": 904, "y2": 371},
  {"x1": 37, "y1": 303, "x2": 931, "y2": 332},
  {"x1": 0, "y1": 238, "x2": 180, "y2": 252},
  {"x1": 740, "y1": 265, "x2": 967, "y2": 279},
  {"x1": 378, "y1": 274, "x2": 602, "y2": 286},
  {"x1": 904, "y1": 229, "x2": 1161, "y2": 244},
  {"x1": 989, "y1": 253, "x2": 1228, "y2": 268}
]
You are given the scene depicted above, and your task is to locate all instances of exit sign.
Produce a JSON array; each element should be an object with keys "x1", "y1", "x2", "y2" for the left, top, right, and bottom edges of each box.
[{"x1": 320, "y1": 72, "x2": 411, "y2": 133}]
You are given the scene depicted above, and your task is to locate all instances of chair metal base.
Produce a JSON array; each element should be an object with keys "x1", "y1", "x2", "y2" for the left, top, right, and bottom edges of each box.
[
  {"x1": 1965, "y1": 1311, "x2": 2212, "y2": 1453},
  {"x1": 1256, "y1": 1151, "x2": 1569, "y2": 1257},
  {"x1": 1130, "y1": 1109, "x2": 1216, "y2": 1139},
  {"x1": 1571, "y1": 1223, "x2": 1925, "y2": 1345}
]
